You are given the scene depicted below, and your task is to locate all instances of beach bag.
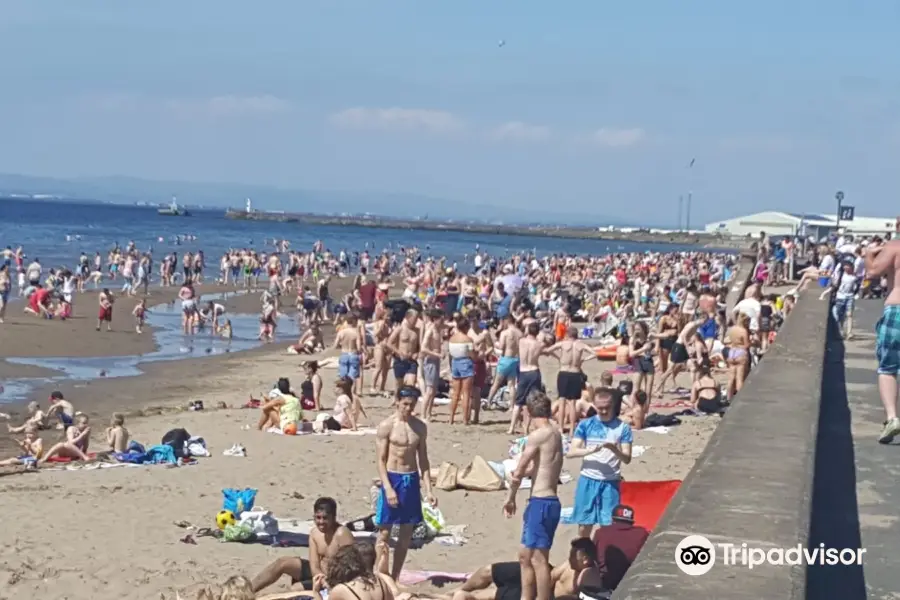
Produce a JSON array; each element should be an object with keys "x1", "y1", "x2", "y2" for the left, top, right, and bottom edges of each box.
[
  {"x1": 457, "y1": 455, "x2": 504, "y2": 492},
  {"x1": 434, "y1": 462, "x2": 459, "y2": 491},
  {"x1": 239, "y1": 506, "x2": 279, "y2": 536},
  {"x1": 222, "y1": 487, "x2": 257, "y2": 516},
  {"x1": 421, "y1": 502, "x2": 445, "y2": 537},
  {"x1": 222, "y1": 523, "x2": 254, "y2": 543},
  {"x1": 161, "y1": 428, "x2": 191, "y2": 458}
]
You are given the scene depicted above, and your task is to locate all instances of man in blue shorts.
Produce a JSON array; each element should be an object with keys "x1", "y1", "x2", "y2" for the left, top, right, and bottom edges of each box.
[
  {"x1": 375, "y1": 385, "x2": 436, "y2": 580},
  {"x1": 567, "y1": 387, "x2": 633, "y2": 539},
  {"x1": 864, "y1": 238, "x2": 900, "y2": 443},
  {"x1": 503, "y1": 393, "x2": 563, "y2": 600}
]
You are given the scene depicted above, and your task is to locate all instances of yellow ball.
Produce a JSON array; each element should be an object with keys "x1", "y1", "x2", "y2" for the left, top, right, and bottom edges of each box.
[{"x1": 216, "y1": 510, "x2": 236, "y2": 530}]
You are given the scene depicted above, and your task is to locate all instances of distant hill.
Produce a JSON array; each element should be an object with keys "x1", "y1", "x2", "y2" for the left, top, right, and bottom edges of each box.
[{"x1": 0, "y1": 172, "x2": 652, "y2": 228}]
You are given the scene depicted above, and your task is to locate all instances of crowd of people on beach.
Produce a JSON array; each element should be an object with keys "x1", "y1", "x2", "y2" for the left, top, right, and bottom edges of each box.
[{"x1": 6, "y1": 228, "x2": 879, "y2": 599}]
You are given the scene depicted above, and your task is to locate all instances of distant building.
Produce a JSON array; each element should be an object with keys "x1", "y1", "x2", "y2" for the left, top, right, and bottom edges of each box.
[{"x1": 705, "y1": 211, "x2": 898, "y2": 239}]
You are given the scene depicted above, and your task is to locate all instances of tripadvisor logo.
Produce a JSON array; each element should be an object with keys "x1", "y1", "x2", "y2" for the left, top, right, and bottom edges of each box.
[{"x1": 675, "y1": 535, "x2": 866, "y2": 575}]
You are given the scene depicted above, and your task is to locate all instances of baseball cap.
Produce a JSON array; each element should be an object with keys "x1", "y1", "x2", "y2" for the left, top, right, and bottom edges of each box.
[
  {"x1": 612, "y1": 504, "x2": 635, "y2": 523},
  {"x1": 49, "y1": 391, "x2": 64, "y2": 401}
]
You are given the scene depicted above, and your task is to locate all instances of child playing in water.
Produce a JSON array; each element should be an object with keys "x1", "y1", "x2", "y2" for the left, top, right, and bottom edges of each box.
[
  {"x1": 132, "y1": 298, "x2": 146, "y2": 333},
  {"x1": 0, "y1": 424, "x2": 43, "y2": 468},
  {"x1": 218, "y1": 318, "x2": 233, "y2": 339},
  {"x1": 105, "y1": 412, "x2": 130, "y2": 452}
]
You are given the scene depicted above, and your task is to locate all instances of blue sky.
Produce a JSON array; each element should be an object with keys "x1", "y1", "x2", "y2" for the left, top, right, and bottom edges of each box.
[{"x1": 1, "y1": 0, "x2": 899, "y2": 224}]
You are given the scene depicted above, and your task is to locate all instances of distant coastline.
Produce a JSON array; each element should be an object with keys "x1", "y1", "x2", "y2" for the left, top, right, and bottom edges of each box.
[{"x1": 225, "y1": 207, "x2": 745, "y2": 249}]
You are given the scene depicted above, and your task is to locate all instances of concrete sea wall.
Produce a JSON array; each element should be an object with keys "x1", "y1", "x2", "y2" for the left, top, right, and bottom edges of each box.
[{"x1": 615, "y1": 262, "x2": 833, "y2": 599}]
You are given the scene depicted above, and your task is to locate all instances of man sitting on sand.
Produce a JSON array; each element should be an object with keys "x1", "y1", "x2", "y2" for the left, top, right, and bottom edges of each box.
[
  {"x1": 0, "y1": 424, "x2": 43, "y2": 467},
  {"x1": 40, "y1": 413, "x2": 92, "y2": 464},
  {"x1": 292, "y1": 321, "x2": 324, "y2": 354},
  {"x1": 251, "y1": 496, "x2": 356, "y2": 593},
  {"x1": 449, "y1": 538, "x2": 605, "y2": 600},
  {"x1": 6, "y1": 401, "x2": 48, "y2": 433}
]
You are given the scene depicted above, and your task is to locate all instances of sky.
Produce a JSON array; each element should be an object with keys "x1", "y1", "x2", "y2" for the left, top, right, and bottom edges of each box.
[{"x1": 1, "y1": 0, "x2": 899, "y2": 225}]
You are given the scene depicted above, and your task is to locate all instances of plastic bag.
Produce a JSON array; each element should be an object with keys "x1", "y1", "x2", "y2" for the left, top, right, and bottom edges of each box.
[
  {"x1": 421, "y1": 502, "x2": 445, "y2": 537},
  {"x1": 222, "y1": 522, "x2": 254, "y2": 542},
  {"x1": 222, "y1": 488, "x2": 257, "y2": 515},
  {"x1": 239, "y1": 506, "x2": 279, "y2": 536}
]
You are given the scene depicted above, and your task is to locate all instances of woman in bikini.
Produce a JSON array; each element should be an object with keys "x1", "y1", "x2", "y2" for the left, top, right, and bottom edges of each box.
[
  {"x1": 40, "y1": 413, "x2": 92, "y2": 464},
  {"x1": 691, "y1": 362, "x2": 725, "y2": 414},
  {"x1": 628, "y1": 321, "x2": 655, "y2": 403},
  {"x1": 655, "y1": 303, "x2": 679, "y2": 375},
  {"x1": 300, "y1": 361, "x2": 323, "y2": 411},
  {"x1": 726, "y1": 313, "x2": 752, "y2": 400}
]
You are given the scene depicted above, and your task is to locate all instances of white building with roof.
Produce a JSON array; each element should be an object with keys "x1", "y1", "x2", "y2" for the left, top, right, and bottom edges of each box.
[{"x1": 705, "y1": 211, "x2": 897, "y2": 239}]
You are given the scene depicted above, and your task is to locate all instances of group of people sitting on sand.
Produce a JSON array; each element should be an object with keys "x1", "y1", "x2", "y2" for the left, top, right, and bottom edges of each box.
[{"x1": 1, "y1": 391, "x2": 131, "y2": 468}]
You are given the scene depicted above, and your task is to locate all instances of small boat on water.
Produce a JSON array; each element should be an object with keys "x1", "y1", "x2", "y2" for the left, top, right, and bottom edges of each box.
[{"x1": 158, "y1": 196, "x2": 191, "y2": 217}]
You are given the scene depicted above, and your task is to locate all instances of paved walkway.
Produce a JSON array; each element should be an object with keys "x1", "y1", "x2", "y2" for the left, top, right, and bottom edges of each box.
[{"x1": 814, "y1": 299, "x2": 900, "y2": 600}]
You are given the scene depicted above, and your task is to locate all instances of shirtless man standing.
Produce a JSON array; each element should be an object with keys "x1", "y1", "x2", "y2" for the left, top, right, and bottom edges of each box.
[
  {"x1": 488, "y1": 315, "x2": 523, "y2": 408},
  {"x1": 387, "y1": 309, "x2": 421, "y2": 390},
  {"x1": 468, "y1": 312, "x2": 494, "y2": 424},
  {"x1": 251, "y1": 496, "x2": 355, "y2": 593},
  {"x1": 503, "y1": 393, "x2": 563, "y2": 600},
  {"x1": 511, "y1": 322, "x2": 545, "y2": 435},
  {"x1": 420, "y1": 309, "x2": 445, "y2": 422},
  {"x1": 334, "y1": 314, "x2": 364, "y2": 393},
  {"x1": 545, "y1": 326, "x2": 597, "y2": 436},
  {"x1": 865, "y1": 238, "x2": 900, "y2": 443},
  {"x1": 96, "y1": 288, "x2": 114, "y2": 332},
  {"x1": 374, "y1": 385, "x2": 436, "y2": 580}
]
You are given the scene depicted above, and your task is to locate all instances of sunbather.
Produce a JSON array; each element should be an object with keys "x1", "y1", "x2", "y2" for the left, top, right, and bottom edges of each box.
[
  {"x1": 40, "y1": 413, "x2": 92, "y2": 464},
  {"x1": 0, "y1": 424, "x2": 43, "y2": 466},
  {"x1": 105, "y1": 412, "x2": 130, "y2": 452},
  {"x1": 449, "y1": 538, "x2": 604, "y2": 600},
  {"x1": 258, "y1": 378, "x2": 303, "y2": 432},
  {"x1": 251, "y1": 497, "x2": 355, "y2": 593},
  {"x1": 315, "y1": 543, "x2": 391, "y2": 600}
]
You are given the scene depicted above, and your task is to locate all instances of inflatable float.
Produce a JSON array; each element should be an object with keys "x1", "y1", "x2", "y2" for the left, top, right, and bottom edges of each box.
[{"x1": 594, "y1": 344, "x2": 619, "y2": 360}]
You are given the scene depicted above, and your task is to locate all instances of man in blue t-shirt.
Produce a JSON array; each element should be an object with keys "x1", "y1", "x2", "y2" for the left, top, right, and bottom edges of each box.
[{"x1": 566, "y1": 387, "x2": 633, "y2": 539}]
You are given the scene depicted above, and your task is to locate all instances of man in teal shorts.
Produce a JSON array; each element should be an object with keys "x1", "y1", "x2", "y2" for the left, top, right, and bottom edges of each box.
[{"x1": 865, "y1": 237, "x2": 900, "y2": 443}]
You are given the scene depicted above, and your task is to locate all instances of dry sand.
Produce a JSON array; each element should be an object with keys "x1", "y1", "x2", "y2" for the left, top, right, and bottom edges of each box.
[
  {"x1": 0, "y1": 275, "x2": 735, "y2": 599},
  {"x1": 0, "y1": 340, "x2": 720, "y2": 600}
]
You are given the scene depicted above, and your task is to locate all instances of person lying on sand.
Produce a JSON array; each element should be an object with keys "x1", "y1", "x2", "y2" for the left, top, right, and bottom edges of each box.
[
  {"x1": 251, "y1": 497, "x2": 355, "y2": 594},
  {"x1": 40, "y1": 413, "x2": 92, "y2": 464},
  {"x1": 7, "y1": 401, "x2": 48, "y2": 433},
  {"x1": 0, "y1": 424, "x2": 43, "y2": 467},
  {"x1": 105, "y1": 412, "x2": 130, "y2": 452},
  {"x1": 448, "y1": 538, "x2": 605, "y2": 600},
  {"x1": 192, "y1": 575, "x2": 255, "y2": 600}
]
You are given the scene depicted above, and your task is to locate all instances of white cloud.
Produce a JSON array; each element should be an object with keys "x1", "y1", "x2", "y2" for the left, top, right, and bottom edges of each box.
[
  {"x1": 488, "y1": 121, "x2": 552, "y2": 143},
  {"x1": 587, "y1": 128, "x2": 646, "y2": 148},
  {"x1": 329, "y1": 107, "x2": 465, "y2": 135}
]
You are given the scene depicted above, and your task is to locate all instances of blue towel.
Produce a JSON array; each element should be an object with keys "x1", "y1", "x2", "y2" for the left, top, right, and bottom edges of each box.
[{"x1": 146, "y1": 444, "x2": 177, "y2": 465}]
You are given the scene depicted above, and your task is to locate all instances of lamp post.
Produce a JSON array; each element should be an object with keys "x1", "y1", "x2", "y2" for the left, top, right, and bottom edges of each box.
[{"x1": 835, "y1": 190, "x2": 844, "y2": 237}]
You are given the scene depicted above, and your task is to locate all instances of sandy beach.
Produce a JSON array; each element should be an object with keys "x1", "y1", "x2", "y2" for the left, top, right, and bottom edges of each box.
[{"x1": 0, "y1": 315, "x2": 721, "y2": 599}]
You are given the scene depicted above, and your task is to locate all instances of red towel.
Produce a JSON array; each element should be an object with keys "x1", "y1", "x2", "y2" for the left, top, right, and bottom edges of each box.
[
  {"x1": 46, "y1": 452, "x2": 98, "y2": 464},
  {"x1": 619, "y1": 480, "x2": 682, "y2": 530}
]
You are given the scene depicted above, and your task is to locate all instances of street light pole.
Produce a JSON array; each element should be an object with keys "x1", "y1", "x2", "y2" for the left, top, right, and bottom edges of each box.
[
  {"x1": 678, "y1": 195, "x2": 683, "y2": 231},
  {"x1": 686, "y1": 191, "x2": 692, "y2": 232},
  {"x1": 835, "y1": 190, "x2": 844, "y2": 236}
]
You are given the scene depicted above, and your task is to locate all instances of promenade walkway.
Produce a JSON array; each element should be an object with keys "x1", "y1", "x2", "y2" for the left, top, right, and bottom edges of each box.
[{"x1": 821, "y1": 299, "x2": 900, "y2": 600}]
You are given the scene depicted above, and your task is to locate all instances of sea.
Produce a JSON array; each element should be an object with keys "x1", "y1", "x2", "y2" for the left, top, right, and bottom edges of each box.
[
  {"x1": 0, "y1": 198, "x2": 723, "y2": 403},
  {"x1": 0, "y1": 198, "x2": 712, "y2": 271}
]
